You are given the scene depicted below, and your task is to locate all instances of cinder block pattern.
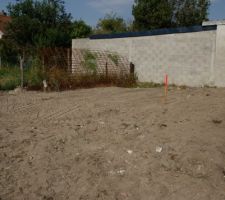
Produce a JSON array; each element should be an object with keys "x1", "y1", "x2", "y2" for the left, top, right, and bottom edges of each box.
[
  {"x1": 131, "y1": 31, "x2": 216, "y2": 86},
  {"x1": 72, "y1": 29, "x2": 225, "y2": 87},
  {"x1": 72, "y1": 38, "x2": 130, "y2": 58}
]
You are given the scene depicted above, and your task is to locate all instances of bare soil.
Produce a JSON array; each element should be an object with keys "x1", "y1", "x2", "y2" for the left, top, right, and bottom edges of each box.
[{"x1": 0, "y1": 87, "x2": 225, "y2": 200}]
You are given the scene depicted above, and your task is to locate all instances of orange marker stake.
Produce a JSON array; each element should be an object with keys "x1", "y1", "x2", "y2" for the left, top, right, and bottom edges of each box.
[{"x1": 164, "y1": 74, "x2": 168, "y2": 98}]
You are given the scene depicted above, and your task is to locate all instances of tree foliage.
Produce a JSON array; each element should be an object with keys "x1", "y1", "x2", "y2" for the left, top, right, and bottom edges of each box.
[
  {"x1": 95, "y1": 13, "x2": 127, "y2": 34},
  {"x1": 132, "y1": 0, "x2": 210, "y2": 31},
  {"x1": 132, "y1": 0, "x2": 173, "y2": 30},
  {"x1": 6, "y1": 0, "x2": 72, "y2": 49},
  {"x1": 0, "y1": 38, "x2": 19, "y2": 65},
  {"x1": 71, "y1": 20, "x2": 92, "y2": 39},
  {"x1": 175, "y1": 0, "x2": 210, "y2": 26}
]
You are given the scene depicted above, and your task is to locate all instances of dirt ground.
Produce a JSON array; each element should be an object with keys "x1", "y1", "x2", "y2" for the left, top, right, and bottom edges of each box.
[{"x1": 0, "y1": 87, "x2": 225, "y2": 200}]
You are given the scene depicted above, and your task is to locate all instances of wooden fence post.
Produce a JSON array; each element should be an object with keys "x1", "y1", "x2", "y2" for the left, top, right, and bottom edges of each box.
[
  {"x1": 67, "y1": 48, "x2": 71, "y2": 73},
  {"x1": 105, "y1": 62, "x2": 108, "y2": 78},
  {"x1": 130, "y1": 62, "x2": 135, "y2": 78},
  {"x1": 20, "y1": 56, "x2": 24, "y2": 88},
  {"x1": 42, "y1": 56, "x2": 45, "y2": 73}
]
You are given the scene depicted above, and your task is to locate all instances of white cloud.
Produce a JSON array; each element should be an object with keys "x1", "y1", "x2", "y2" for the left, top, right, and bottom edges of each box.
[{"x1": 87, "y1": 0, "x2": 133, "y2": 13}]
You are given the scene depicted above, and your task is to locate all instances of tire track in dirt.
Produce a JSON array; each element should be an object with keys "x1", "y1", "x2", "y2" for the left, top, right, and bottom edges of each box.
[{"x1": 35, "y1": 105, "x2": 79, "y2": 123}]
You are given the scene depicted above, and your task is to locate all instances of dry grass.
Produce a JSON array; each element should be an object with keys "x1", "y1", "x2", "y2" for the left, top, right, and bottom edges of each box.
[{"x1": 36, "y1": 68, "x2": 137, "y2": 91}]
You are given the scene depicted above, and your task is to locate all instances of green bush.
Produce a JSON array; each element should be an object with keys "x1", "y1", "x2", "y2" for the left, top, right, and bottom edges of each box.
[
  {"x1": 0, "y1": 58, "x2": 44, "y2": 91},
  {"x1": 0, "y1": 63, "x2": 137, "y2": 91},
  {"x1": 0, "y1": 67, "x2": 21, "y2": 90},
  {"x1": 25, "y1": 67, "x2": 44, "y2": 90},
  {"x1": 25, "y1": 57, "x2": 44, "y2": 90},
  {"x1": 0, "y1": 76, "x2": 20, "y2": 90}
]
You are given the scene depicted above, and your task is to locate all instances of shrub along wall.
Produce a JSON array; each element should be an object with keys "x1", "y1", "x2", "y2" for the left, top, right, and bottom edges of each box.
[{"x1": 0, "y1": 48, "x2": 136, "y2": 91}]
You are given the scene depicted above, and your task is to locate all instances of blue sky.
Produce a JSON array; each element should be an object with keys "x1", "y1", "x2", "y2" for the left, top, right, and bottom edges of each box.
[{"x1": 0, "y1": 0, "x2": 225, "y2": 26}]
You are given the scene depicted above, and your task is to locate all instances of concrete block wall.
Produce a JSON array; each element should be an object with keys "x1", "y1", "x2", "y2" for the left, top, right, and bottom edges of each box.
[
  {"x1": 72, "y1": 23, "x2": 225, "y2": 87},
  {"x1": 72, "y1": 38, "x2": 130, "y2": 58}
]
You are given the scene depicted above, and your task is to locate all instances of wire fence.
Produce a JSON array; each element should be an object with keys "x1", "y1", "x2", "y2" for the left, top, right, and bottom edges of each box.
[
  {"x1": 1, "y1": 47, "x2": 132, "y2": 74},
  {"x1": 40, "y1": 47, "x2": 131, "y2": 76},
  {"x1": 0, "y1": 47, "x2": 136, "y2": 91}
]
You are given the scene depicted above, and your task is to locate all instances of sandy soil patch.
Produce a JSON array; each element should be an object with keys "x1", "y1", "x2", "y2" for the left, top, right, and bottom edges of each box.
[{"x1": 0, "y1": 87, "x2": 225, "y2": 200}]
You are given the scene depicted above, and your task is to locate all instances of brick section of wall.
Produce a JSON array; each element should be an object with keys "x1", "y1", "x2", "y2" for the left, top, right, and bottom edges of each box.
[{"x1": 71, "y1": 49, "x2": 130, "y2": 76}]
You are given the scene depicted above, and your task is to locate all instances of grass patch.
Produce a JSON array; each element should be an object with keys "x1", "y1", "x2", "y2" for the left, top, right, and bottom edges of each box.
[
  {"x1": 0, "y1": 67, "x2": 21, "y2": 90},
  {"x1": 47, "y1": 69, "x2": 137, "y2": 91},
  {"x1": 0, "y1": 65, "x2": 137, "y2": 91},
  {"x1": 25, "y1": 67, "x2": 44, "y2": 90},
  {"x1": 0, "y1": 65, "x2": 44, "y2": 91},
  {"x1": 137, "y1": 82, "x2": 163, "y2": 88}
]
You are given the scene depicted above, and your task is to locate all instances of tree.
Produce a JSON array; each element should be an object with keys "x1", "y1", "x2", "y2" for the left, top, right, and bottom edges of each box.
[
  {"x1": 175, "y1": 0, "x2": 210, "y2": 26},
  {"x1": 6, "y1": 0, "x2": 72, "y2": 50},
  {"x1": 95, "y1": 13, "x2": 127, "y2": 34},
  {"x1": 0, "y1": 38, "x2": 19, "y2": 66},
  {"x1": 71, "y1": 20, "x2": 92, "y2": 39},
  {"x1": 132, "y1": 0, "x2": 173, "y2": 31},
  {"x1": 132, "y1": 0, "x2": 210, "y2": 31}
]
